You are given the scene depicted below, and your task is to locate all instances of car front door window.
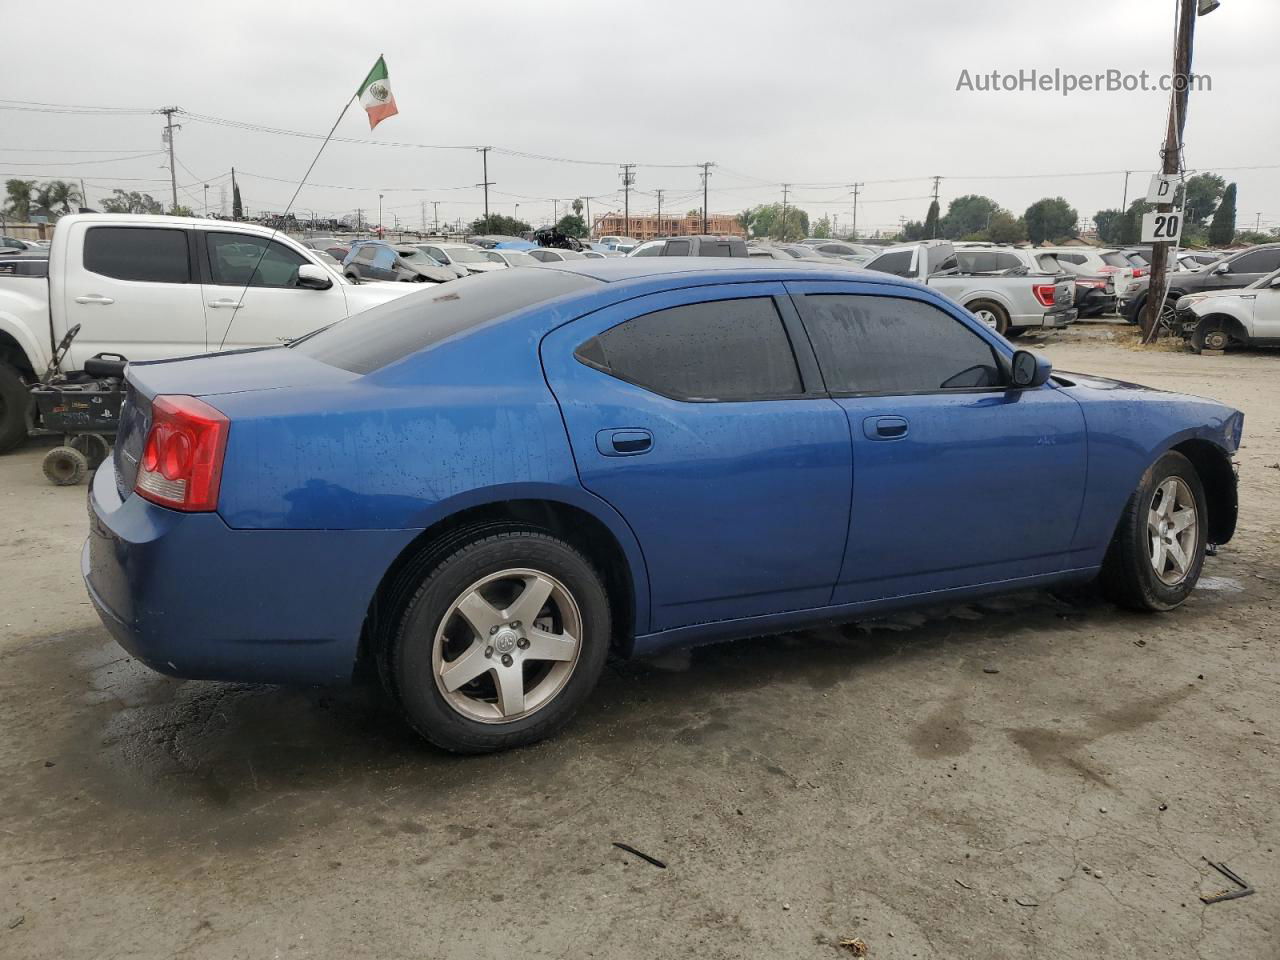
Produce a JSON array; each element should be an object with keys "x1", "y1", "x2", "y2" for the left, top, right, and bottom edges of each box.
[{"x1": 207, "y1": 233, "x2": 308, "y2": 287}]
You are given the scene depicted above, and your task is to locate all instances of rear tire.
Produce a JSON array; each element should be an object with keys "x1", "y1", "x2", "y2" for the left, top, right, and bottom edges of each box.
[
  {"x1": 969, "y1": 300, "x2": 1009, "y2": 336},
  {"x1": 42, "y1": 446, "x2": 89, "y2": 486},
  {"x1": 1099, "y1": 451, "x2": 1207, "y2": 612},
  {"x1": 383, "y1": 526, "x2": 611, "y2": 753},
  {"x1": 0, "y1": 361, "x2": 31, "y2": 454}
]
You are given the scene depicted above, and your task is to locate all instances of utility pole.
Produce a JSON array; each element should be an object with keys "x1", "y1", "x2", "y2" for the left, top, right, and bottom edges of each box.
[
  {"x1": 585, "y1": 196, "x2": 591, "y2": 238},
  {"x1": 80, "y1": 177, "x2": 88, "y2": 213},
  {"x1": 432, "y1": 201, "x2": 440, "y2": 233},
  {"x1": 655, "y1": 189, "x2": 664, "y2": 239},
  {"x1": 1142, "y1": 0, "x2": 1208, "y2": 343},
  {"x1": 620, "y1": 164, "x2": 636, "y2": 237},
  {"x1": 476, "y1": 146, "x2": 494, "y2": 230},
  {"x1": 356, "y1": 207, "x2": 363, "y2": 232},
  {"x1": 553, "y1": 199, "x2": 559, "y2": 226},
  {"x1": 158, "y1": 106, "x2": 181, "y2": 213},
  {"x1": 1121, "y1": 170, "x2": 1133, "y2": 216},
  {"x1": 780, "y1": 184, "x2": 790, "y2": 241},
  {"x1": 378, "y1": 194, "x2": 383, "y2": 237},
  {"x1": 930, "y1": 176, "x2": 942, "y2": 238},
  {"x1": 1257, "y1": 212, "x2": 1264, "y2": 233},
  {"x1": 851, "y1": 182, "x2": 862, "y2": 240},
  {"x1": 699, "y1": 162, "x2": 714, "y2": 233}
]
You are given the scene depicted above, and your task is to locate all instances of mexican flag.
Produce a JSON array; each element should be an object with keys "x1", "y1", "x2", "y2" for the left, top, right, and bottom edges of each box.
[{"x1": 358, "y1": 56, "x2": 398, "y2": 130}]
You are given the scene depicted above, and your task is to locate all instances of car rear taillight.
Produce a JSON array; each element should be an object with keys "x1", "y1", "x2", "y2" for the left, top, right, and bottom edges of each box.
[
  {"x1": 1132, "y1": 267, "x2": 1147, "y2": 278},
  {"x1": 1033, "y1": 284, "x2": 1057, "y2": 307},
  {"x1": 135, "y1": 395, "x2": 229, "y2": 512}
]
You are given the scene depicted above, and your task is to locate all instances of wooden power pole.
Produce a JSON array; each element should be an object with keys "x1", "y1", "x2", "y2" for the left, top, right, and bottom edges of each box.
[{"x1": 1142, "y1": 0, "x2": 1201, "y2": 343}]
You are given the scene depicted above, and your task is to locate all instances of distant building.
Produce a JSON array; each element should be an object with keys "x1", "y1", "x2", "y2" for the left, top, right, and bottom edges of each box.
[{"x1": 592, "y1": 211, "x2": 745, "y2": 241}]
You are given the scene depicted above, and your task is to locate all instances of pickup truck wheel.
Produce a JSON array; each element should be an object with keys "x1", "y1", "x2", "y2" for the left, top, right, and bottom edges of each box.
[
  {"x1": 0, "y1": 361, "x2": 32, "y2": 454},
  {"x1": 385, "y1": 526, "x2": 611, "y2": 753},
  {"x1": 968, "y1": 300, "x2": 1009, "y2": 336},
  {"x1": 1099, "y1": 451, "x2": 1207, "y2": 612},
  {"x1": 42, "y1": 445, "x2": 89, "y2": 486}
]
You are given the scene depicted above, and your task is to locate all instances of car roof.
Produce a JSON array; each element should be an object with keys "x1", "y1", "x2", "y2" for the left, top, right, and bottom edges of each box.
[{"x1": 539, "y1": 257, "x2": 894, "y2": 287}]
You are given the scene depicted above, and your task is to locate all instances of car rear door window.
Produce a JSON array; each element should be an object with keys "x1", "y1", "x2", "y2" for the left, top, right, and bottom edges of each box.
[
  {"x1": 864, "y1": 250, "x2": 913, "y2": 277},
  {"x1": 798, "y1": 294, "x2": 1003, "y2": 395},
  {"x1": 84, "y1": 226, "x2": 190, "y2": 283},
  {"x1": 206, "y1": 232, "x2": 308, "y2": 287},
  {"x1": 575, "y1": 297, "x2": 803, "y2": 402}
]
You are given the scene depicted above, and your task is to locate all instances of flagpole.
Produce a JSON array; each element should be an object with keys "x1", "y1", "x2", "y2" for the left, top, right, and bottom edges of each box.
[{"x1": 218, "y1": 93, "x2": 358, "y2": 350}]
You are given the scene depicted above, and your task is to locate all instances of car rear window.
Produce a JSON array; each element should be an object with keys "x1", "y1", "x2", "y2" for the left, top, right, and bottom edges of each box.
[
  {"x1": 294, "y1": 267, "x2": 598, "y2": 374},
  {"x1": 1101, "y1": 252, "x2": 1131, "y2": 268}
]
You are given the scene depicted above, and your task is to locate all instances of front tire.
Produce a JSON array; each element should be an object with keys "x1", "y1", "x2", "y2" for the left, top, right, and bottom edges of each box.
[
  {"x1": 384, "y1": 527, "x2": 611, "y2": 753},
  {"x1": 1100, "y1": 451, "x2": 1207, "y2": 611}
]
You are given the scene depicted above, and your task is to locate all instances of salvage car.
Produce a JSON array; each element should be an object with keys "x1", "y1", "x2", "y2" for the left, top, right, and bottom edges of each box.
[
  {"x1": 1172, "y1": 266, "x2": 1280, "y2": 351},
  {"x1": 85, "y1": 259, "x2": 1242, "y2": 753},
  {"x1": 342, "y1": 241, "x2": 457, "y2": 284}
]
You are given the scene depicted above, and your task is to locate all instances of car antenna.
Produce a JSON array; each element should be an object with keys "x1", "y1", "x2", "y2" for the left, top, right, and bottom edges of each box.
[{"x1": 218, "y1": 56, "x2": 399, "y2": 351}]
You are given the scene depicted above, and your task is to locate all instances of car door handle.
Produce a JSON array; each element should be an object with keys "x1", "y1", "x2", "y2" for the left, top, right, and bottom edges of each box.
[
  {"x1": 74, "y1": 295, "x2": 114, "y2": 305},
  {"x1": 863, "y1": 415, "x2": 909, "y2": 440},
  {"x1": 207, "y1": 299, "x2": 243, "y2": 309},
  {"x1": 596, "y1": 428, "x2": 653, "y2": 457}
]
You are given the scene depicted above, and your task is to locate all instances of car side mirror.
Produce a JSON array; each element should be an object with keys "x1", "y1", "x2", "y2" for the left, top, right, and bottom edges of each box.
[
  {"x1": 1011, "y1": 349, "x2": 1052, "y2": 388},
  {"x1": 1212, "y1": 263, "x2": 1230, "y2": 275},
  {"x1": 1270, "y1": 276, "x2": 1280, "y2": 288},
  {"x1": 297, "y1": 263, "x2": 333, "y2": 290}
]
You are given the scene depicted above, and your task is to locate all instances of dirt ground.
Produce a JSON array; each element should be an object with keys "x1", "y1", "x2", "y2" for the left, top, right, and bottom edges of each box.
[{"x1": 1, "y1": 326, "x2": 1276, "y2": 960}]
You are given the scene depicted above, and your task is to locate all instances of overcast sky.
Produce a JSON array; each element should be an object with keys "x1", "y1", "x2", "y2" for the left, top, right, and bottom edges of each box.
[{"x1": 3, "y1": 0, "x2": 1276, "y2": 235}]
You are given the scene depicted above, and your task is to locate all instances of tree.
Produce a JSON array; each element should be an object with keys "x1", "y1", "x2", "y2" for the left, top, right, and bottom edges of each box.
[
  {"x1": 571, "y1": 198, "x2": 583, "y2": 217},
  {"x1": 737, "y1": 208, "x2": 754, "y2": 238},
  {"x1": 170, "y1": 204, "x2": 194, "y2": 217},
  {"x1": 1024, "y1": 197, "x2": 1078, "y2": 244},
  {"x1": 940, "y1": 195, "x2": 1001, "y2": 240},
  {"x1": 749, "y1": 203, "x2": 808, "y2": 241},
  {"x1": 468, "y1": 213, "x2": 532, "y2": 236},
  {"x1": 1183, "y1": 172, "x2": 1226, "y2": 227},
  {"x1": 812, "y1": 214, "x2": 833, "y2": 239},
  {"x1": 1119, "y1": 199, "x2": 1152, "y2": 245},
  {"x1": 43, "y1": 180, "x2": 83, "y2": 215},
  {"x1": 985, "y1": 211, "x2": 1028, "y2": 245},
  {"x1": 555, "y1": 214, "x2": 587, "y2": 238},
  {"x1": 98, "y1": 189, "x2": 164, "y2": 215},
  {"x1": 1235, "y1": 229, "x2": 1271, "y2": 245},
  {"x1": 1208, "y1": 183, "x2": 1237, "y2": 246},
  {"x1": 922, "y1": 199, "x2": 940, "y2": 239},
  {"x1": 232, "y1": 182, "x2": 243, "y2": 220},
  {"x1": 3, "y1": 179, "x2": 36, "y2": 220},
  {"x1": 1094, "y1": 209, "x2": 1124, "y2": 245}
]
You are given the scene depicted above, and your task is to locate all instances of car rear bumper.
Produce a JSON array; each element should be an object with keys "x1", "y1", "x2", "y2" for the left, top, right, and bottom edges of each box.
[
  {"x1": 84, "y1": 465, "x2": 418, "y2": 685},
  {"x1": 1039, "y1": 307, "x2": 1077, "y2": 328}
]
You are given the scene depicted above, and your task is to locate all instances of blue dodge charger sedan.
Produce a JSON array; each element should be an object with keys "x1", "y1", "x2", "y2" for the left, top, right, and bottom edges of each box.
[{"x1": 85, "y1": 259, "x2": 1243, "y2": 752}]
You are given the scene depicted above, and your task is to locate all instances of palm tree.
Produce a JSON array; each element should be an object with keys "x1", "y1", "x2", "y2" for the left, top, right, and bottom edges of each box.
[
  {"x1": 3, "y1": 179, "x2": 36, "y2": 220},
  {"x1": 737, "y1": 208, "x2": 754, "y2": 238},
  {"x1": 45, "y1": 180, "x2": 83, "y2": 215}
]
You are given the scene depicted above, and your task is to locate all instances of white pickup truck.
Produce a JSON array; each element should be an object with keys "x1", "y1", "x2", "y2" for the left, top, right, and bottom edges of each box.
[
  {"x1": 863, "y1": 239, "x2": 1077, "y2": 337},
  {"x1": 0, "y1": 214, "x2": 418, "y2": 451}
]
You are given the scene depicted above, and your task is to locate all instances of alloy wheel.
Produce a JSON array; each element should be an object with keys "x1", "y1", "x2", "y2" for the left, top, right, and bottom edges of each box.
[
  {"x1": 431, "y1": 567, "x2": 582, "y2": 723},
  {"x1": 1147, "y1": 477, "x2": 1198, "y2": 585}
]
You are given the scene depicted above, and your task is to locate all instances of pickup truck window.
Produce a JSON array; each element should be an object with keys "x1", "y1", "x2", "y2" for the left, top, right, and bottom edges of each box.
[
  {"x1": 84, "y1": 226, "x2": 190, "y2": 284},
  {"x1": 957, "y1": 252, "x2": 1021, "y2": 274},
  {"x1": 665, "y1": 240, "x2": 691, "y2": 255},
  {"x1": 798, "y1": 294, "x2": 1002, "y2": 395},
  {"x1": 207, "y1": 232, "x2": 308, "y2": 288},
  {"x1": 865, "y1": 250, "x2": 913, "y2": 277}
]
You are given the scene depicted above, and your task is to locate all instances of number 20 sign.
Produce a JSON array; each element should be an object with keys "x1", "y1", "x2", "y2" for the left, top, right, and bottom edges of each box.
[{"x1": 1141, "y1": 211, "x2": 1183, "y2": 243}]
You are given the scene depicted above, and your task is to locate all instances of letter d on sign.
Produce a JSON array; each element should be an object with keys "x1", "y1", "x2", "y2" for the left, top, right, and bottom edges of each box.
[{"x1": 1146, "y1": 174, "x2": 1178, "y2": 204}]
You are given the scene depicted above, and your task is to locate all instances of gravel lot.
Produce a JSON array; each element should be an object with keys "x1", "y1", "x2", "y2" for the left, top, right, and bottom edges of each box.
[{"x1": 1, "y1": 326, "x2": 1276, "y2": 959}]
